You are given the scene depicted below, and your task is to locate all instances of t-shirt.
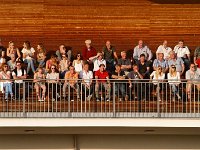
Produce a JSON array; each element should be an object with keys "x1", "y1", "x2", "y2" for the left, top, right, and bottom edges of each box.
[
  {"x1": 168, "y1": 58, "x2": 184, "y2": 72},
  {"x1": 112, "y1": 70, "x2": 125, "y2": 82},
  {"x1": 128, "y1": 71, "x2": 141, "y2": 80},
  {"x1": 79, "y1": 70, "x2": 93, "y2": 85},
  {"x1": 150, "y1": 71, "x2": 165, "y2": 85},
  {"x1": 156, "y1": 45, "x2": 172, "y2": 59},
  {"x1": 7, "y1": 60, "x2": 16, "y2": 71},
  {"x1": 64, "y1": 71, "x2": 78, "y2": 85},
  {"x1": 46, "y1": 72, "x2": 59, "y2": 83},
  {"x1": 174, "y1": 45, "x2": 190, "y2": 58},
  {"x1": 95, "y1": 70, "x2": 109, "y2": 83},
  {"x1": 102, "y1": 46, "x2": 115, "y2": 61},
  {"x1": 167, "y1": 72, "x2": 181, "y2": 85},
  {"x1": 0, "y1": 71, "x2": 11, "y2": 83},
  {"x1": 118, "y1": 58, "x2": 131, "y2": 71},
  {"x1": 93, "y1": 59, "x2": 106, "y2": 72},
  {"x1": 137, "y1": 61, "x2": 149, "y2": 74},
  {"x1": 21, "y1": 47, "x2": 35, "y2": 60}
]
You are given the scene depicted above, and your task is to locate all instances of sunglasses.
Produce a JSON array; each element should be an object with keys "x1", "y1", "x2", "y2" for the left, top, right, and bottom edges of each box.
[
  {"x1": 158, "y1": 68, "x2": 162, "y2": 70},
  {"x1": 171, "y1": 66, "x2": 176, "y2": 68},
  {"x1": 51, "y1": 68, "x2": 55, "y2": 69}
]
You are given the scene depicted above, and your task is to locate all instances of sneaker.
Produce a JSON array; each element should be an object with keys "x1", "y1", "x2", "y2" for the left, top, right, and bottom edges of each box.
[
  {"x1": 106, "y1": 98, "x2": 110, "y2": 102},
  {"x1": 71, "y1": 99, "x2": 74, "y2": 102},
  {"x1": 38, "y1": 99, "x2": 44, "y2": 102},
  {"x1": 56, "y1": 93, "x2": 60, "y2": 98},
  {"x1": 87, "y1": 95, "x2": 92, "y2": 101},
  {"x1": 5, "y1": 98, "x2": 8, "y2": 102},
  {"x1": 96, "y1": 98, "x2": 100, "y2": 102},
  {"x1": 52, "y1": 98, "x2": 55, "y2": 101}
]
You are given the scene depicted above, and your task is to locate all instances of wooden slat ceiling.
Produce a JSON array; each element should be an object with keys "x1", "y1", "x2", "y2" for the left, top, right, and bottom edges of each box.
[{"x1": 0, "y1": 0, "x2": 200, "y2": 55}]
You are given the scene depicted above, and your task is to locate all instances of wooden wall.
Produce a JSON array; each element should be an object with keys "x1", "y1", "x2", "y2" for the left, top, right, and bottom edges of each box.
[{"x1": 0, "y1": 0, "x2": 200, "y2": 55}]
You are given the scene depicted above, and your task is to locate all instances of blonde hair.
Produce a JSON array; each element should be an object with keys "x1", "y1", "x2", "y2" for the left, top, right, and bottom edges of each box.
[
  {"x1": 155, "y1": 66, "x2": 163, "y2": 79},
  {"x1": 169, "y1": 66, "x2": 177, "y2": 77}
]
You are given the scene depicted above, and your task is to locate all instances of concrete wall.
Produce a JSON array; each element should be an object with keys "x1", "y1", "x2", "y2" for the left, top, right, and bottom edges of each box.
[{"x1": 0, "y1": 134, "x2": 199, "y2": 150}]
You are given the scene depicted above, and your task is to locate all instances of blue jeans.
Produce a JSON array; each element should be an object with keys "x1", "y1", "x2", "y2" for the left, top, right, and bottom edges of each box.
[
  {"x1": 37, "y1": 59, "x2": 45, "y2": 67},
  {"x1": 114, "y1": 83, "x2": 126, "y2": 99},
  {"x1": 3, "y1": 83, "x2": 13, "y2": 99},
  {"x1": 24, "y1": 59, "x2": 35, "y2": 74},
  {"x1": 170, "y1": 84, "x2": 178, "y2": 94}
]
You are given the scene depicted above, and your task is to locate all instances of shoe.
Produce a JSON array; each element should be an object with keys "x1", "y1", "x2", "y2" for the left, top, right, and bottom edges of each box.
[
  {"x1": 106, "y1": 98, "x2": 110, "y2": 102},
  {"x1": 96, "y1": 98, "x2": 100, "y2": 102},
  {"x1": 52, "y1": 98, "x2": 55, "y2": 101},
  {"x1": 5, "y1": 98, "x2": 8, "y2": 102},
  {"x1": 56, "y1": 93, "x2": 60, "y2": 98},
  {"x1": 87, "y1": 95, "x2": 92, "y2": 101},
  {"x1": 38, "y1": 99, "x2": 44, "y2": 102},
  {"x1": 71, "y1": 99, "x2": 74, "y2": 102}
]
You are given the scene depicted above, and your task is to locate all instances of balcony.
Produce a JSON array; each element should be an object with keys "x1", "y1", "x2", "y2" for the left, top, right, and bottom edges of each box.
[{"x1": 0, "y1": 79, "x2": 200, "y2": 118}]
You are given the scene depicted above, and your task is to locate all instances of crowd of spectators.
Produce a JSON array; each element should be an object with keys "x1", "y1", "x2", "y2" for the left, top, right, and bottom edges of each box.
[{"x1": 0, "y1": 38, "x2": 200, "y2": 102}]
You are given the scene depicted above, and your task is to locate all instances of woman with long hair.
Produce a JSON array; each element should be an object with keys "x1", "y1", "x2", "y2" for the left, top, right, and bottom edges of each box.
[
  {"x1": 167, "y1": 65, "x2": 181, "y2": 101},
  {"x1": 34, "y1": 67, "x2": 46, "y2": 101},
  {"x1": 150, "y1": 66, "x2": 165, "y2": 101},
  {"x1": 21, "y1": 41, "x2": 35, "y2": 75},
  {"x1": 6, "y1": 41, "x2": 21, "y2": 60},
  {"x1": 72, "y1": 53, "x2": 83, "y2": 73},
  {"x1": 45, "y1": 54, "x2": 58, "y2": 73},
  {"x1": 0, "y1": 63, "x2": 13, "y2": 101},
  {"x1": 46, "y1": 64, "x2": 60, "y2": 101},
  {"x1": 36, "y1": 43, "x2": 46, "y2": 67}
]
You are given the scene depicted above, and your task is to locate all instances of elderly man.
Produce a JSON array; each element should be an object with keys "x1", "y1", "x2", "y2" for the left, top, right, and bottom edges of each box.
[
  {"x1": 133, "y1": 40, "x2": 152, "y2": 62},
  {"x1": 168, "y1": 51, "x2": 185, "y2": 76},
  {"x1": 186, "y1": 63, "x2": 200, "y2": 100},
  {"x1": 82, "y1": 39, "x2": 97, "y2": 61},
  {"x1": 89, "y1": 52, "x2": 106, "y2": 72},
  {"x1": 153, "y1": 53, "x2": 168, "y2": 73},
  {"x1": 102, "y1": 40, "x2": 118, "y2": 72},
  {"x1": 174, "y1": 40, "x2": 190, "y2": 71},
  {"x1": 118, "y1": 51, "x2": 132, "y2": 75},
  {"x1": 156, "y1": 40, "x2": 172, "y2": 60}
]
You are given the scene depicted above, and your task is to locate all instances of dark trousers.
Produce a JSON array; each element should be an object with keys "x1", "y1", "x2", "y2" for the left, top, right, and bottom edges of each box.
[{"x1": 13, "y1": 82, "x2": 28, "y2": 99}]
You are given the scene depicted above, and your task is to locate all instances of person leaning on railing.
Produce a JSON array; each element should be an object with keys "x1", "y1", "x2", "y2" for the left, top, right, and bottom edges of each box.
[
  {"x1": 167, "y1": 65, "x2": 181, "y2": 101},
  {"x1": 62, "y1": 65, "x2": 80, "y2": 100},
  {"x1": 46, "y1": 64, "x2": 60, "y2": 101},
  {"x1": 95, "y1": 64, "x2": 110, "y2": 101},
  {"x1": 150, "y1": 66, "x2": 165, "y2": 101},
  {"x1": 34, "y1": 66, "x2": 46, "y2": 102},
  {"x1": 12, "y1": 61, "x2": 28, "y2": 100},
  {"x1": 79, "y1": 63, "x2": 93, "y2": 101},
  {"x1": 0, "y1": 63, "x2": 13, "y2": 101},
  {"x1": 185, "y1": 63, "x2": 200, "y2": 100},
  {"x1": 128, "y1": 64, "x2": 144, "y2": 101}
]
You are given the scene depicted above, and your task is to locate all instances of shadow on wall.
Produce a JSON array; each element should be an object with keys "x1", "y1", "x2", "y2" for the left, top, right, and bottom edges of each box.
[{"x1": 149, "y1": 0, "x2": 200, "y2": 4}]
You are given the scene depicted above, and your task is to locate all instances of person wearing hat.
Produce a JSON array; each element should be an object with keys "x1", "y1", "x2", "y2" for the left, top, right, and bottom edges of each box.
[{"x1": 82, "y1": 39, "x2": 97, "y2": 61}]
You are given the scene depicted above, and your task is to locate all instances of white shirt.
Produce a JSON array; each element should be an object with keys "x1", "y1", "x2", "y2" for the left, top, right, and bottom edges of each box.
[
  {"x1": 74, "y1": 60, "x2": 83, "y2": 73},
  {"x1": 0, "y1": 71, "x2": 11, "y2": 83},
  {"x1": 167, "y1": 72, "x2": 181, "y2": 85},
  {"x1": 174, "y1": 45, "x2": 190, "y2": 58},
  {"x1": 150, "y1": 71, "x2": 165, "y2": 85},
  {"x1": 12, "y1": 69, "x2": 27, "y2": 83},
  {"x1": 21, "y1": 47, "x2": 35, "y2": 60},
  {"x1": 156, "y1": 45, "x2": 172, "y2": 59},
  {"x1": 79, "y1": 70, "x2": 93, "y2": 86},
  {"x1": 46, "y1": 72, "x2": 59, "y2": 81},
  {"x1": 93, "y1": 59, "x2": 106, "y2": 72}
]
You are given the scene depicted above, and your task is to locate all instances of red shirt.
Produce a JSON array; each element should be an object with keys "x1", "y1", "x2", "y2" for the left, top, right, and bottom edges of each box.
[
  {"x1": 95, "y1": 70, "x2": 109, "y2": 82},
  {"x1": 82, "y1": 46, "x2": 97, "y2": 60},
  {"x1": 196, "y1": 58, "x2": 200, "y2": 68}
]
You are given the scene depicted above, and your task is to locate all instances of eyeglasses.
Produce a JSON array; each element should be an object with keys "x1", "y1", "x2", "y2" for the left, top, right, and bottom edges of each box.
[{"x1": 171, "y1": 66, "x2": 176, "y2": 69}]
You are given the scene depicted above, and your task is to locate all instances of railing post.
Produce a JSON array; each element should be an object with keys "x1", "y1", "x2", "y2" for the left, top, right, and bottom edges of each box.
[
  {"x1": 68, "y1": 82, "x2": 71, "y2": 117},
  {"x1": 157, "y1": 82, "x2": 161, "y2": 118},
  {"x1": 23, "y1": 81, "x2": 26, "y2": 118},
  {"x1": 113, "y1": 82, "x2": 116, "y2": 118}
]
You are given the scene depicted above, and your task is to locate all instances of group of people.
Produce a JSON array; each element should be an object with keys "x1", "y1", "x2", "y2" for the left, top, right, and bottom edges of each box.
[{"x1": 0, "y1": 38, "x2": 200, "y2": 102}]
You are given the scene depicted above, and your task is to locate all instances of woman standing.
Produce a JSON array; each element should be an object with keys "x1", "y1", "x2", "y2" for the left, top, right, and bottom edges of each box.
[
  {"x1": 21, "y1": 41, "x2": 35, "y2": 75},
  {"x1": 34, "y1": 67, "x2": 46, "y2": 101},
  {"x1": 167, "y1": 65, "x2": 181, "y2": 101}
]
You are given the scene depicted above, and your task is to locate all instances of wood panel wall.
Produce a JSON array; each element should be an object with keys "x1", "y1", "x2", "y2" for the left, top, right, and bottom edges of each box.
[{"x1": 0, "y1": 0, "x2": 200, "y2": 56}]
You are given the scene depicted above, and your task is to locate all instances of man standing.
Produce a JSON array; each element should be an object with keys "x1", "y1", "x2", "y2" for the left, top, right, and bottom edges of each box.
[{"x1": 102, "y1": 40, "x2": 118, "y2": 72}]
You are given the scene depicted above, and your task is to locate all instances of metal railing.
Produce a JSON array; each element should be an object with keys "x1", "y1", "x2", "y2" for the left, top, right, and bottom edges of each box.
[{"x1": 0, "y1": 79, "x2": 200, "y2": 118}]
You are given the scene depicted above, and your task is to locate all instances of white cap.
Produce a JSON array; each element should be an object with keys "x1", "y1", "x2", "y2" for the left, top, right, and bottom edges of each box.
[{"x1": 85, "y1": 39, "x2": 91, "y2": 44}]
